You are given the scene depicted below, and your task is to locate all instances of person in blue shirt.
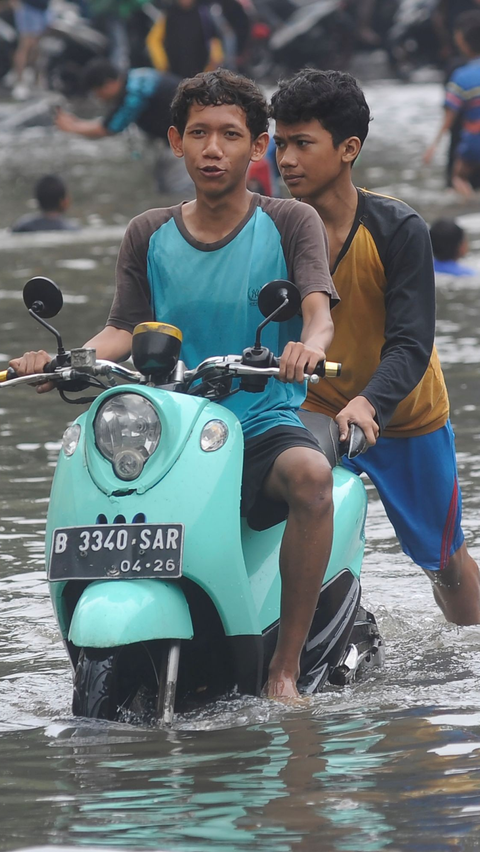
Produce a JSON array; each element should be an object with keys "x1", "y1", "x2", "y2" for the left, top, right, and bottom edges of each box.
[
  {"x1": 11, "y1": 69, "x2": 339, "y2": 701},
  {"x1": 424, "y1": 10, "x2": 480, "y2": 196},
  {"x1": 54, "y1": 59, "x2": 179, "y2": 142},
  {"x1": 430, "y1": 218, "x2": 476, "y2": 276}
]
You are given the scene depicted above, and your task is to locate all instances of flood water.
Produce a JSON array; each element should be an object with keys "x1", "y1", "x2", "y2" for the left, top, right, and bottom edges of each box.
[{"x1": 2, "y1": 80, "x2": 480, "y2": 852}]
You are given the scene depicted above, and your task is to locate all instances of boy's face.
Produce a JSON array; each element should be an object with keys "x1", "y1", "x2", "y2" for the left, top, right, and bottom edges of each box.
[
  {"x1": 274, "y1": 118, "x2": 359, "y2": 200},
  {"x1": 168, "y1": 103, "x2": 269, "y2": 198}
]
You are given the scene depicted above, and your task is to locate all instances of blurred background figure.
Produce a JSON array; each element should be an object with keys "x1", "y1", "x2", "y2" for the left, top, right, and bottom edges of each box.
[
  {"x1": 432, "y1": 0, "x2": 480, "y2": 64},
  {"x1": 215, "y1": 0, "x2": 251, "y2": 71},
  {"x1": 424, "y1": 10, "x2": 480, "y2": 196},
  {"x1": 146, "y1": 0, "x2": 223, "y2": 78},
  {"x1": 10, "y1": 173, "x2": 78, "y2": 232},
  {"x1": 53, "y1": 58, "x2": 191, "y2": 194},
  {"x1": 54, "y1": 58, "x2": 179, "y2": 141},
  {"x1": 86, "y1": 0, "x2": 151, "y2": 73},
  {"x1": 7, "y1": 0, "x2": 51, "y2": 100},
  {"x1": 430, "y1": 218, "x2": 475, "y2": 275}
]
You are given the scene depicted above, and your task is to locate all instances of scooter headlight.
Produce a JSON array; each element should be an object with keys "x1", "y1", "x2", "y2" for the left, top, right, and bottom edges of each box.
[{"x1": 94, "y1": 394, "x2": 161, "y2": 479}]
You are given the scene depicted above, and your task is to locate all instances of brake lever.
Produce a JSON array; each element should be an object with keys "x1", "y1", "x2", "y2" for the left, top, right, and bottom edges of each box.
[{"x1": 339, "y1": 424, "x2": 369, "y2": 459}]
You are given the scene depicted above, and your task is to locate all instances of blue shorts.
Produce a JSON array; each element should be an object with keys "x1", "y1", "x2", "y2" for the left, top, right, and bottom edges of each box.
[
  {"x1": 341, "y1": 420, "x2": 464, "y2": 572},
  {"x1": 456, "y1": 133, "x2": 480, "y2": 165},
  {"x1": 14, "y1": 3, "x2": 50, "y2": 36}
]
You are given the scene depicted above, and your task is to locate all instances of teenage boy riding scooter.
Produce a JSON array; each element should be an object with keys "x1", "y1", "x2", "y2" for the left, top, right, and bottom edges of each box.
[
  {"x1": 270, "y1": 68, "x2": 480, "y2": 624},
  {"x1": 10, "y1": 69, "x2": 339, "y2": 701}
]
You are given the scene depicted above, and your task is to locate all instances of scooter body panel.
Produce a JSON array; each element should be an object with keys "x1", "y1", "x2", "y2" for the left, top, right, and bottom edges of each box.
[
  {"x1": 47, "y1": 388, "x2": 261, "y2": 644},
  {"x1": 241, "y1": 463, "x2": 367, "y2": 630},
  {"x1": 324, "y1": 464, "x2": 367, "y2": 582},
  {"x1": 46, "y1": 383, "x2": 369, "y2": 690},
  {"x1": 68, "y1": 579, "x2": 193, "y2": 647}
]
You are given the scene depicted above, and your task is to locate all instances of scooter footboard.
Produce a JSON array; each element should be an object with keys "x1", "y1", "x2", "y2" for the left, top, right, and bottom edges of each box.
[{"x1": 68, "y1": 579, "x2": 193, "y2": 649}]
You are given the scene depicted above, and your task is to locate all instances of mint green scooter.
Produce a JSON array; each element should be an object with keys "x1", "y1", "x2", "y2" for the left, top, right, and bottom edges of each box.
[{"x1": 0, "y1": 276, "x2": 383, "y2": 723}]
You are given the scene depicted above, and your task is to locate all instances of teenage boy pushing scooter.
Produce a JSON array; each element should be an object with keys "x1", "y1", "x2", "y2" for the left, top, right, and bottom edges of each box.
[
  {"x1": 10, "y1": 69, "x2": 339, "y2": 700},
  {"x1": 270, "y1": 68, "x2": 480, "y2": 624}
]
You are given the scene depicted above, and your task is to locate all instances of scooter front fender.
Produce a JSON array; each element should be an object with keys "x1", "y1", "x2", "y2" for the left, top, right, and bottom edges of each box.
[{"x1": 68, "y1": 579, "x2": 193, "y2": 648}]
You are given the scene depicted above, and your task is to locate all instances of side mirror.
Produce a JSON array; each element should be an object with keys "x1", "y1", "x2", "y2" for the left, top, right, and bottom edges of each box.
[
  {"x1": 23, "y1": 276, "x2": 63, "y2": 319},
  {"x1": 258, "y1": 279, "x2": 301, "y2": 323},
  {"x1": 23, "y1": 276, "x2": 67, "y2": 362}
]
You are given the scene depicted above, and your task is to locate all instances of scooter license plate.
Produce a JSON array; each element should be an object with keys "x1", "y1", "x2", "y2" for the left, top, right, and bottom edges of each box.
[{"x1": 48, "y1": 524, "x2": 184, "y2": 581}]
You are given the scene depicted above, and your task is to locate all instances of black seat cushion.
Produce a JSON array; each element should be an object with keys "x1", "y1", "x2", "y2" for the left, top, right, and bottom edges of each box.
[{"x1": 298, "y1": 410, "x2": 340, "y2": 469}]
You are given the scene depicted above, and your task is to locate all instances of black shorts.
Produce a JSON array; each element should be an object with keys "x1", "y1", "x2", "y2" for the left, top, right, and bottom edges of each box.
[{"x1": 241, "y1": 425, "x2": 326, "y2": 532}]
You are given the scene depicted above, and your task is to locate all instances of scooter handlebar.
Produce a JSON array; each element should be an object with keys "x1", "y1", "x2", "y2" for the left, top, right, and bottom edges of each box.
[
  {"x1": 0, "y1": 357, "x2": 145, "y2": 390},
  {"x1": 0, "y1": 354, "x2": 342, "y2": 390}
]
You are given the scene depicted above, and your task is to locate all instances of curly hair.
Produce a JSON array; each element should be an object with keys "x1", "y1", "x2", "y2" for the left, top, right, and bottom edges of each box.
[
  {"x1": 170, "y1": 69, "x2": 269, "y2": 139},
  {"x1": 270, "y1": 69, "x2": 370, "y2": 148}
]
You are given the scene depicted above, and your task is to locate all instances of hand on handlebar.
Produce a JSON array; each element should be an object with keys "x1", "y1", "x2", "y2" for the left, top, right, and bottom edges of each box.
[
  {"x1": 8, "y1": 350, "x2": 54, "y2": 394},
  {"x1": 336, "y1": 396, "x2": 379, "y2": 447},
  {"x1": 278, "y1": 341, "x2": 326, "y2": 384}
]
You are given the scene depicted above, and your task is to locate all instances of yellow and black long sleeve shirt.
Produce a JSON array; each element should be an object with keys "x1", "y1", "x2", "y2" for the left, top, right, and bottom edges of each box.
[{"x1": 304, "y1": 189, "x2": 449, "y2": 438}]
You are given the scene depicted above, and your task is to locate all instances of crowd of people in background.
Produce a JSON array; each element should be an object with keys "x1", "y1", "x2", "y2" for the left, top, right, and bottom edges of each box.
[
  {"x1": 0, "y1": 0, "x2": 252, "y2": 100},
  {"x1": 4, "y1": 0, "x2": 480, "y2": 229},
  {"x1": 5, "y1": 0, "x2": 480, "y2": 103}
]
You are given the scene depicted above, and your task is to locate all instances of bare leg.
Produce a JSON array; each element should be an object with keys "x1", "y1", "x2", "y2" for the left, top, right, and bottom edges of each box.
[
  {"x1": 452, "y1": 158, "x2": 476, "y2": 198},
  {"x1": 262, "y1": 447, "x2": 334, "y2": 699},
  {"x1": 425, "y1": 541, "x2": 480, "y2": 625},
  {"x1": 13, "y1": 34, "x2": 38, "y2": 84}
]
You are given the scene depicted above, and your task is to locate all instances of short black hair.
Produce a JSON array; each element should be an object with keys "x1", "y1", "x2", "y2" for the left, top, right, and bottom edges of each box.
[
  {"x1": 82, "y1": 58, "x2": 119, "y2": 92},
  {"x1": 270, "y1": 68, "x2": 370, "y2": 148},
  {"x1": 170, "y1": 68, "x2": 269, "y2": 139},
  {"x1": 429, "y1": 218, "x2": 465, "y2": 261},
  {"x1": 454, "y1": 10, "x2": 480, "y2": 53},
  {"x1": 35, "y1": 174, "x2": 67, "y2": 212}
]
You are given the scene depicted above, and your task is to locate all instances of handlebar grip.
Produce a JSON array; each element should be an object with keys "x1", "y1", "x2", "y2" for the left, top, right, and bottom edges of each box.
[
  {"x1": 272, "y1": 357, "x2": 342, "y2": 377},
  {"x1": 0, "y1": 367, "x2": 18, "y2": 383},
  {"x1": 317, "y1": 360, "x2": 342, "y2": 378},
  {"x1": 0, "y1": 358, "x2": 58, "y2": 383},
  {"x1": 43, "y1": 358, "x2": 58, "y2": 374}
]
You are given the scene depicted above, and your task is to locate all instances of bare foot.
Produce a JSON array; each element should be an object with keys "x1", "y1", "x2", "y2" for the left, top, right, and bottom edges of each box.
[{"x1": 262, "y1": 673, "x2": 299, "y2": 701}]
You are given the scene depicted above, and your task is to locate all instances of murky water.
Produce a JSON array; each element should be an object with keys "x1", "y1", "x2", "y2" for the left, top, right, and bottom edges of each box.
[{"x1": 2, "y1": 81, "x2": 480, "y2": 852}]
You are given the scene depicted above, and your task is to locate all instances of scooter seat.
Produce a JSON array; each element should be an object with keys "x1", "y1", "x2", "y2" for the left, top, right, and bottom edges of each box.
[
  {"x1": 299, "y1": 410, "x2": 369, "y2": 465},
  {"x1": 298, "y1": 410, "x2": 340, "y2": 468}
]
